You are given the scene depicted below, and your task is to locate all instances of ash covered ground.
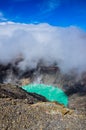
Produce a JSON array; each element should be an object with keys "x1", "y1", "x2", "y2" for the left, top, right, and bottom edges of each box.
[{"x1": 0, "y1": 63, "x2": 86, "y2": 130}]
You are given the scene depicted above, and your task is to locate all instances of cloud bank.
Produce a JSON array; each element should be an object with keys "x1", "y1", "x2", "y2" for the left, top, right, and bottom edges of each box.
[{"x1": 0, "y1": 22, "x2": 86, "y2": 74}]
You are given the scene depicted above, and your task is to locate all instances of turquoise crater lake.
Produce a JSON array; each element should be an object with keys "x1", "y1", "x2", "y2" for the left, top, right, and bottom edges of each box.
[{"x1": 22, "y1": 84, "x2": 68, "y2": 106}]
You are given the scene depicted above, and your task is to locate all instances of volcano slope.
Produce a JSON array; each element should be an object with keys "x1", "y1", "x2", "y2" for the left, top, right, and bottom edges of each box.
[{"x1": 0, "y1": 65, "x2": 86, "y2": 130}]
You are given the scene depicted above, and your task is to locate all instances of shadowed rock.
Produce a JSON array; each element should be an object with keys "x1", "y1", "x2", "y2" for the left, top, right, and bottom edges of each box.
[{"x1": 0, "y1": 84, "x2": 48, "y2": 104}]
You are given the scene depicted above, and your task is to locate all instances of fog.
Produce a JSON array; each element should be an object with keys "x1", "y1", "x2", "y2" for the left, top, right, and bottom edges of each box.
[{"x1": 0, "y1": 22, "x2": 86, "y2": 74}]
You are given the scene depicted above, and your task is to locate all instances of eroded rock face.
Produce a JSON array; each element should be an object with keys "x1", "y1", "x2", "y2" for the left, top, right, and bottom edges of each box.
[
  {"x1": 0, "y1": 65, "x2": 86, "y2": 130},
  {"x1": 0, "y1": 63, "x2": 34, "y2": 85},
  {"x1": 0, "y1": 63, "x2": 86, "y2": 94}
]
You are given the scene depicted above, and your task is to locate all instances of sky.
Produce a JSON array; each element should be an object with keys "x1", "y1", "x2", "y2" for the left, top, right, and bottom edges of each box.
[
  {"x1": 0, "y1": 0, "x2": 86, "y2": 30},
  {"x1": 0, "y1": 0, "x2": 86, "y2": 74}
]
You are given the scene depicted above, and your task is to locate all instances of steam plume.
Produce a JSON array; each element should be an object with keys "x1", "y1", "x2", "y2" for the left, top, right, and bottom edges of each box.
[{"x1": 0, "y1": 22, "x2": 86, "y2": 74}]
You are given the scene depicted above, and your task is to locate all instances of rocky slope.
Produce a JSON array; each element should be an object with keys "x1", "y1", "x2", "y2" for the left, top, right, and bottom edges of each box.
[
  {"x1": 0, "y1": 84, "x2": 86, "y2": 130},
  {"x1": 0, "y1": 65, "x2": 86, "y2": 130}
]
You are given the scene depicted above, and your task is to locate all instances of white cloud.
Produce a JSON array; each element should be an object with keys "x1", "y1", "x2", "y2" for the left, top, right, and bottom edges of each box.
[
  {"x1": 40, "y1": 0, "x2": 60, "y2": 14},
  {"x1": 47, "y1": 0, "x2": 60, "y2": 11},
  {"x1": 0, "y1": 22, "x2": 86, "y2": 74},
  {"x1": 43, "y1": 0, "x2": 74, "y2": 13},
  {"x1": 0, "y1": 12, "x2": 7, "y2": 21}
]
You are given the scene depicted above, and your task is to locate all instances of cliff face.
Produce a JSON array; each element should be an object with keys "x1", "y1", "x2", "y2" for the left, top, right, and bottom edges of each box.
[{"x1": 0, "y1": 64, "x2": 86, "y2": 129}]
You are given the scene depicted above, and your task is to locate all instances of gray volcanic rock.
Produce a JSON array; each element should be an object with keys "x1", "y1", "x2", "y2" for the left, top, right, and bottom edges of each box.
[
  {"x1": 0, "y1": 84, "x2": 48, "y2": 103},
  {"x1": 0, "y1": 84, "x2": 86, "y2": 130},
  {"x1": 0, "y1": 100, "x2": 86, "y2": 130},
  {"x1": 0, "y1": 65, "x2": 86, "y2": 130}
]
